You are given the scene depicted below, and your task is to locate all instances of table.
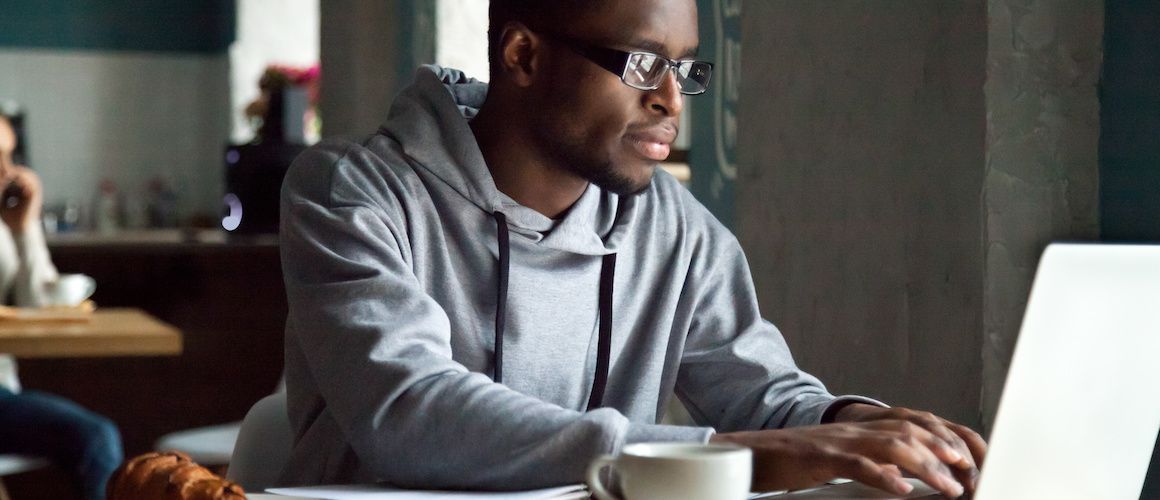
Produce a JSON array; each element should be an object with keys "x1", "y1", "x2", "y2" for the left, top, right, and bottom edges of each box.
[
  {"x1": 42, "y1": 236, "x2": 284, "y2": 456},
  {"x1": 0, "y1": 308, "x2": 183, "y2": 358}
]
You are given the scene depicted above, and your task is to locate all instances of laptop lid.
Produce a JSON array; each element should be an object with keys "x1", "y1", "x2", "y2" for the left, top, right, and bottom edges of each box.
[{"x1": 975, "y1": 243, "x2": 1160, "y2": 500}]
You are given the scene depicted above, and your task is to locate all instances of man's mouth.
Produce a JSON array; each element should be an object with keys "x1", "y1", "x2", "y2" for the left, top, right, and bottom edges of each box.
[
  {"x1": 626, "y1": 126, "x2": 678, "y2": 162},
  {"x1": 632, "y1": 140, "x2": 671, "y2": 161}
]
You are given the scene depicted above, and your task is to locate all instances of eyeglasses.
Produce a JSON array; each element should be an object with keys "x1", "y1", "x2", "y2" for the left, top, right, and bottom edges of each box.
[{"x1": 544, "y1": 33, "x2": 714, "y2": 95}]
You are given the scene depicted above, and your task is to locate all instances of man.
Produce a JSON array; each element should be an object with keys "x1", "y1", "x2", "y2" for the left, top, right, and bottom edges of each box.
[{"x1": 278, "y1": 0, "x2": 985, "y2": 496}]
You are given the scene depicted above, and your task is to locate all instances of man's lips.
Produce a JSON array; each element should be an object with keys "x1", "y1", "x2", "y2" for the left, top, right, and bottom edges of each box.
[{"x1": 626, "y1": 126, "x2": 678, "y2": 162}]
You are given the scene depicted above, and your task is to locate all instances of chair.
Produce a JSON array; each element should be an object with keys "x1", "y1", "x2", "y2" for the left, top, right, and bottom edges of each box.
[
  {"x1": 0, "y1": 455, "x2": 49, "y2": 500},
  {"x1": 153, "y1": 423, "x2": 241, "y2": 467},
  {"x1": 226, "y1": 393, "x2": 292, "y2": 492},
  {"x1": 155, "y1": 378, "x2": 286, "y2": 469}
]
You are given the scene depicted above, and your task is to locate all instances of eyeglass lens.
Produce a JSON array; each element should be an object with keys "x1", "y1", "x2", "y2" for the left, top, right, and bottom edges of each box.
[{"x1": 624, "y1": 53, "x2": 712, "y2": 94}]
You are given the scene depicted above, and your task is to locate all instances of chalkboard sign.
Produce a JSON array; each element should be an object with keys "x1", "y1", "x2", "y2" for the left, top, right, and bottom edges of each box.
[{"x1": 690, "y1": 0, "x2": 740, "y2": 229}]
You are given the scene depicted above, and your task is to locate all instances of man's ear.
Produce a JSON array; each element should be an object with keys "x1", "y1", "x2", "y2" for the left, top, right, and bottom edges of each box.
[{"x1": 496, "y1": 22, "x2": 543, "y2": 88}]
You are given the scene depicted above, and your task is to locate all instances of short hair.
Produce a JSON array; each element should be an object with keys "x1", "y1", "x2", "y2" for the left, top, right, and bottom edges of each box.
[{"x1": 487, "y1": 0, "x2": 607, "y2": 72}]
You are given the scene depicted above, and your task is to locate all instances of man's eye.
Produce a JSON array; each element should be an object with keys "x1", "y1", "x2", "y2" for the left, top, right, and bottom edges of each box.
[{"x1": 638, "y1": 54, "x2": 659, "y2": 72}]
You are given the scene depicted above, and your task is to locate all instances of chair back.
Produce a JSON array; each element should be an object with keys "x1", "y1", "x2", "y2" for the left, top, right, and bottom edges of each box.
[{"x1": 227, "y1": 393, "x2": 292, "y2": 491}]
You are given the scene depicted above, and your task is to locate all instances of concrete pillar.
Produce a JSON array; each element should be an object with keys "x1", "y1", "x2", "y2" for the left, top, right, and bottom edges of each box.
[
  {"x1": 737, "y1": 0, "x2": 987, "y2": 428},
  {"x1": 981, "y1": 0, "x2": 1103, "y2": 430},
  {"x1": 737, "y1": 0, "x2": 1103, "y2": 432},
  {"x1": 320, "y1": 0, "x2": 398, "y2": 138},
  {"x1": 319, "y1": 0, "x2": 435, "y2": 138}
]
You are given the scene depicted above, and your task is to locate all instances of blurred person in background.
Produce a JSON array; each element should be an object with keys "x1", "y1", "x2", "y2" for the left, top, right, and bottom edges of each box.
[{"x1": 0, "y1": 112, "x2": 123, "y2": 500}]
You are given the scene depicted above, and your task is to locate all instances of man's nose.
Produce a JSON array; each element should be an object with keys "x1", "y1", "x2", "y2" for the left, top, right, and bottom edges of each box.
[{"x1": 643, "y1": 71, "x2": 684, "y2": 117}]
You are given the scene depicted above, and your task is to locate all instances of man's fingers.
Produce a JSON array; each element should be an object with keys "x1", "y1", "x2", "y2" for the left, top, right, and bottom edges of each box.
[
  {"x1": 896, "y1": 412, "x2": 971, "y2": 464},
  {"x1": 880, "y1": 463, "x2": 902, "y2": 476},
  {"x1": 929, "y1": 439, "x2": 970, "y2": 470},
  {"x1": 836, "y1": 454, "x2": 913, "y2": 496},
  {"x1": 949, "y1": 422, "x2": 989, "y2": 468},
  {"x1": 920, "y1": 421, "x2": 976, "y2": 471},
  {"x1": 952, "y1": 460, "x2": 981, "y2": 493},
  {"x1": 822, "y1": 407, "x2": 987, "y2": 497},
  {"x1": 869, "y1": 415, "x2": 981, "y2": 496},
  {"x1": 869, "y1": 432, "x2": 963, "y2": 498}
]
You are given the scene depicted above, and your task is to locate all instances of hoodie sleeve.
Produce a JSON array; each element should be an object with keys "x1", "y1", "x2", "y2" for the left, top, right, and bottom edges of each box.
[
  {"x1": 673, "y1": 204, "x2": 882, "y2": 431},
  {"x1": 281, "y1": 143, "x2": 652, "y2": 489}
]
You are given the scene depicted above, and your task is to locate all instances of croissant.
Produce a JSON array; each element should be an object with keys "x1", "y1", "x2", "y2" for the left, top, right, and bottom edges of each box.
[{"x1": 107, "y1": 451, "x2": 247, "y2": 500}]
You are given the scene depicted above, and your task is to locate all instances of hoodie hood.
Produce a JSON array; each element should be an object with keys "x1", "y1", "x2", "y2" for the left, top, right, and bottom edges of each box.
[{"x1": 380, "y1": 65, "x2": 635, "y2": 256}]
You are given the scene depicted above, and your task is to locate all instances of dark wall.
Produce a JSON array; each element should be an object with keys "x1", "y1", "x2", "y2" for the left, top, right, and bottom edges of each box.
[
  {"x1": 1101, "y1": 0, "x2": 1160, "y2": 242},
  {"x1": 1103, "y1": 4, "x2": 1160, "y2": 499},
  {"x1": 0, "y1": 0, "x2": 235, "y2": 53}
]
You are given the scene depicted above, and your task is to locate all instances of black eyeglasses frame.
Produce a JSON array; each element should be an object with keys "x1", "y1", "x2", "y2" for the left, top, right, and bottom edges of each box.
[{"x1": 540, "y1": 32, "x2": 714, "y2": 96}]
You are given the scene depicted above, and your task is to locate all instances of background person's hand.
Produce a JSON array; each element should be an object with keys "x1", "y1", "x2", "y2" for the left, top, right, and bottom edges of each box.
[
  {"x1": 833, "y1": 403, "x2": 987, "y2": 494},
  {"x1": 710, "y1": 417, "x2": 980, "y2": 498},
  {"x1": 0, "y1": 164, "x2": 44, "y2": 234}
]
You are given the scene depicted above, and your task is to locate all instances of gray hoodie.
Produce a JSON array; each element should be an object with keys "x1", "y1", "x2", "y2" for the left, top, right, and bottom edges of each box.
[{"x1": 279, "y1": 66, "x2": 869, "y2": 489}]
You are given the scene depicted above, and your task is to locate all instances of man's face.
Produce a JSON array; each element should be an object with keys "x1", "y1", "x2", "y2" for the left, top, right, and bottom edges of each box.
[{"x1": 529, "y1": 0, "x2": 699, "y2": 196}]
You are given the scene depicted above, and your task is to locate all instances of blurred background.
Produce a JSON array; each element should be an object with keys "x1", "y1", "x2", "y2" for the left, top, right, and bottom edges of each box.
[{"x1": 0, "y1": 0, "x2": 1156, "y2": 498}]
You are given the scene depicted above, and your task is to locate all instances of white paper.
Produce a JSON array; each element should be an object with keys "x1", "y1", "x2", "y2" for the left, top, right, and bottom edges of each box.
[
  {"x1": 747, "y1": 478, "x2": 937, "y2": 499},
  {"x1": 265, "y1": 483, "x2": 588, "y2": 500}
]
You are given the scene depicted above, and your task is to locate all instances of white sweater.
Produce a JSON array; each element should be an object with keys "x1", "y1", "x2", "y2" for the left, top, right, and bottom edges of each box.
[{"x1": 0, "y1": 221, "x2": 60, "y2": 393}]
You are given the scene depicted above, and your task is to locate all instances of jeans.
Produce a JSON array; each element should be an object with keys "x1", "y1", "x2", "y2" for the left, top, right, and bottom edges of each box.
[{"x1": 0, "y1": 387, "x2": 123, "y2": 500}]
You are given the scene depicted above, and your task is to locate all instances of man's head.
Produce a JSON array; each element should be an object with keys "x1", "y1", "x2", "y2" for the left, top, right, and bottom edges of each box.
[
  {"x1": 485, "y1": 0, "x2": 702, "y2": 196},
  {"x1": 487, "y1": 1, "x2": 595, "y2": 73}
]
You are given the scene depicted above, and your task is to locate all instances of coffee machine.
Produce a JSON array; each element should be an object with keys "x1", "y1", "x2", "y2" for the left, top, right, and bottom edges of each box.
[{"x1": 222, "y1": 87, "x2": 309, "y2": 236}]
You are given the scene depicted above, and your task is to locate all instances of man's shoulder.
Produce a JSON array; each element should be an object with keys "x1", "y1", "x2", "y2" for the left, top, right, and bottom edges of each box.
[
  {"x1": 284, "y1": 134, "x2": 422, "y2": 206},
  {"x1": 281, "y1": 132, "x2": 431, "y2": 218},
  {"x1": 289, "y1": 134, "x2": 413, "y2": 179}
]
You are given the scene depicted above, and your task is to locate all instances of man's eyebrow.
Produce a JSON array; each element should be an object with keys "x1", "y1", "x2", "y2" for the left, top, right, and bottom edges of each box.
[{"x1": 624, "y1": 38, "x2": 699, "y2": 59}]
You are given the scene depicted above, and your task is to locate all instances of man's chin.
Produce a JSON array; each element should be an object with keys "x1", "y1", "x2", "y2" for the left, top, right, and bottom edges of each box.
[{"x1": 594, "y1": 165, "x2": 655, "y2": 196}]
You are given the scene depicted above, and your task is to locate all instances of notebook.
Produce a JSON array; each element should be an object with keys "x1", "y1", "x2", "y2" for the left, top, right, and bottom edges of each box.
[{"x1": 264, "y1": 483, "x2": 588, "y2": 500}]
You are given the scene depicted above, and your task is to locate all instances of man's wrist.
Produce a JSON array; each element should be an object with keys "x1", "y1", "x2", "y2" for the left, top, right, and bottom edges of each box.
[{"x1": 823, "y1": 402, "x2": 880, "y2": 424}]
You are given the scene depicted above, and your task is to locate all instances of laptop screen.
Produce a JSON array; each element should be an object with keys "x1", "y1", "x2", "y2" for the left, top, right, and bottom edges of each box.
[{"x1": 976, "y1": 244, "x2": 1160, "y2": 500}]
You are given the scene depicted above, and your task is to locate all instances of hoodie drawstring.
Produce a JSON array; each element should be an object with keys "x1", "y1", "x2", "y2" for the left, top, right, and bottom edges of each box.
[
  {"x1": 492, "y1": 212, "x2": 510, "y2": 385},
  {"x1": 491, "y1": 212, "x2": 616, "y2": 411}
]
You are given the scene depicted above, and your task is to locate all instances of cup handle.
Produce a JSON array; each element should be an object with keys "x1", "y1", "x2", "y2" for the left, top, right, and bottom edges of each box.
[{"x1": 586, "y1": 454, "x2": 619, "y2": 500}]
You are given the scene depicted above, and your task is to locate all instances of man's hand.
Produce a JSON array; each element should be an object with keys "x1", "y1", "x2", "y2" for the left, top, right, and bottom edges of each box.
[
  {"x1": 711, "y1": 408, "x2": 987, "y2": 498},
  {"x1": 0, "y1": 164, "x2": 44, "y2": 234},
  {"x1": 832, "y1": 403, "x2": 987, "y2": 495}
]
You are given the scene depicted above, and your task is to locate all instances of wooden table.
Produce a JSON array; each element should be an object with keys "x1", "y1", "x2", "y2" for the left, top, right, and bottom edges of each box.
[{"x1": 0, "y1": 308, "x2": 182, "y2": 358}]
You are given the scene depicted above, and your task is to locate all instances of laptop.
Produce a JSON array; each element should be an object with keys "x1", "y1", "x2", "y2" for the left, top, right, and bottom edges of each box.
[{"x1": 768, "y1": 243, "x2": 1160, "y2": 499}]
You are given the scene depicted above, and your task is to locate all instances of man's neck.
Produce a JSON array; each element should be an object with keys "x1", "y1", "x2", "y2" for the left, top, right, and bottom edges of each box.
[{"x1": 470, "y1": 106, "x2": 588, "y2": 220}]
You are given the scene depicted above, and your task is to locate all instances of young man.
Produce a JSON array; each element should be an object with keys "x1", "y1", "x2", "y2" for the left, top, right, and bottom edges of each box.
[{"x1": 279, "y1": 0, "x2": 985, "y2": 496}]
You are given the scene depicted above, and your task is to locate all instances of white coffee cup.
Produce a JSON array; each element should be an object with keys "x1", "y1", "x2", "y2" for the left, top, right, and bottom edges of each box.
[
  {"x1": 43, "y1": 273, "x2": 97, "y2": 306},
  {"x1": 586, "y1": 442, "x2": 752, "y2": 500}
]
